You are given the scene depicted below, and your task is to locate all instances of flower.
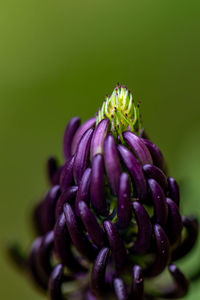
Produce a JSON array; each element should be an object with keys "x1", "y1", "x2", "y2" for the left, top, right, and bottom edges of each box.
[{"x1": 9, "y1": 85, "x2": 199, "y2": 300}]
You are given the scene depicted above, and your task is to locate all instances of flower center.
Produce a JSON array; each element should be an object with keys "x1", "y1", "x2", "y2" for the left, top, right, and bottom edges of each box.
[{"x1": 96, "y1": 85, "x2": 142, "y2": 141}]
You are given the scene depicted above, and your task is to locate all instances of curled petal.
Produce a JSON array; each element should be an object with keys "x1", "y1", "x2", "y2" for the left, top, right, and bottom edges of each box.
[
  {"x1": 144, "y1": 224, "x2": 170, "y2": 277},
  {"x1": 104, "y1": 134, "x2": 121, "y2": 195},
  {"x1": 123, "y1": 131, "x2": 153, "y2": 165},
  {"x1": 148, "y1": 179, "x2": 168, "y2": 226},
  {"x1": 73, "y1": 128, "x2": 93, "y2": 185},
  {"x1": 131, "y1": 201, "x2": 152, "y2": 254},
  {"x1": 71, "y1": 117, "x2": 96, "y2": 155},
  {"x1": 63, "y1": 117, "x2": 80, "y2": 160},
  {"x1": 54, "y1": 212, "x2": 84, "y2": 272},
  {"x1": 118, "y1": 145, "x2": 147, "y2": 201},
  {"x1": 166, "y1": 198, "x2": 183, "y2": 244},
  {"x1": 131, "y1": 265, "x2": 144, "y2": 300},
  {"x1": 78, "y1": 201, "x2": 106, "y2": 248},
  {"x1": 43, "y1": 185, "x2": 61, "y2": 233},
  {"x1": 143, "y1": 164, "x2": 168, "y2": 190},
  {"x1": 47, "y1": 157, "x2": 59, "y2": 185},
  {"x1": 160, "y1": 265, "x2": 189, "y2": 298},
  {"x1": 38, "y1": 231, "x2": 54, "y2": 281},
  {"x1": 167, "y1": 177, "x2": 180, "y2": 206},
  {"x1": 55, "y1": 186, "x2": 78, "y2": 219},
  {"x1": 64, "y1": 203, "x2": 97, "y2": 261},
  {"x1": 91, "y1": 247, "x2": 110, "y2": 295},
  {"x1": 172, "y1": 216, "x2": 198, "y2": 261},
  {"x1": 48, "y1": 264, "x2": 64, "y2": 300},
  {"x1": 28, "y1": 237, "x2": 47, "y2": 290},
  {"x1": 59, "y1": 156, "x2": 74, "y2": 192},
  {"x1": 33, "y1": 201, "x2": 46, "y2": 235},
  {"x1": 90, "y1": 154, "x2": 108, "y2": 216},
  {"x1": 117, "y1": 173, "x2": 132, "y2": 229},
  {"x1": 103, "y1": 221, "x2": 127, "y2": 272},
  {"x1": 142, "y1": 139, "x2": 165, "y2": 171},
  {"x1": 90, "y1": 119, "x2": 109, "y2": 160},
  {"x1": 113, "y1": 278, "x2": 128, "y2": 300},
  {"x1": 75, "y1": 168, "x2": 91, "y2": 216}
]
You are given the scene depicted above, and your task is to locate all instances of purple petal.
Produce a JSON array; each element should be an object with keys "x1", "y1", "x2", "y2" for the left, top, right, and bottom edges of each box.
[
  {"x1": 63, "y1": 117, "x2": 80, "y2": 160},
  {"x1": 75, "y1": 168, "x2": 91, "y2": 216},
  {"x1": 28, "y1": 237, "x2": 47, "y2": 290},
  {"x1": 118, "y1": 145, "x2": 147, "y2": 201},
  {"x1": 172, "y1": 216, "x2": 198, "y2": 261},
  {"x1": 148, "y1": 179, "x2": 168, "y2": 226},
  {"x1": 113, "y1": 278, "x2": 128, "y2": 300},
  {"x1": 64, "y1": 203, "x2": 97, "y2": 261},
  {"x1": 90, "y1": 154, "x2": 108, "y2": 216},
  {"x1": 37, "y1": 231, "x2": 54, "y2": 281},
  {"x1": 73, "y1": 128, "x2": 93, "y2": 185},
  {"x1": 117, "y1": 173, "x2": 131, "y2": 229},
  {"x1": 71, "y1": 117, "x2": 96, "y2": 155},
  {"x1": 131, "y1": 201, "x2": 152, "y2": 254},
  {"x1": 143, "y1": 164, "x2": 168, "y2": 190},
  {"x1": 90, "y1": 119, "x2": 109, "y2": 160},
  {"x1": 54, "y1": 212, "x2": 84, "y2": 272},
  {"x1": 59, "y1": 156, "x2": 74, "y2": 192},
  {"x1": 104, "y1": 134, "x2": 121, "y2": 195},
  {"x1": 160, "y1": 265, "x2": 189, "y2": 298},
  {"x1": 48, "y1": 264, "x2": 64, "y2": 300},
  {"x1": 103, "y1": 221, "x2": 127, "y2": 272},
  {"x1": 47, "y1": 157, "x2": 59, "y2": 185},
  {"x1": 55, "y1": 186, "x2": 78, "y2": 219},
  {"x1": 91, "y1": 247, "x2": 110, "y2": 295},
  {"x1": 131, "y1": 265, "x2": 144, "y2": 300},
  {"x1": 166, "y1": 198, "x2": 183, "y2": 244},
  {"x1": 123, "y1": 131, "x2": 153, "y2": 165},
  {"x1": 142, "y1": 138, "x2": 165, "y2": 171},
  {"x1": 144, "y1": 224, "x2": 170, "y2": 277},
  {"x1": 32, "y1": 201, "x2": 46, "y2": 235},
  {"x1": 78, "y1": 201, "x2": 106, "y2": 248},
  {"x1": 167, "y1": 177, "x2": 180, "y2": 206},
  {"x1": 43, "y1": 185, "x2": 61, "y2": 233}
]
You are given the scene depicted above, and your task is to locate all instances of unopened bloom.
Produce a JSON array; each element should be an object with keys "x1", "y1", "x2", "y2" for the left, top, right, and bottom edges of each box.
[{"x1": 9, "y1": 85, "x2": 199, "y2": 300}]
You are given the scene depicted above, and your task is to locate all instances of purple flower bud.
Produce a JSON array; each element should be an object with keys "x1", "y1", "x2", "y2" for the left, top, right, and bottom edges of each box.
[
  {"x1": 148, "y1": 179, "x2": 168, "y2": 226},
  {"x1": 90, "y1": 154, "x2": 108, "y2": 216},
  {"x1": 118, "y1": 144, "x2": 147, "y2": 201},
  {"x1": 73, "y1": 128, "x2": 93, "y2": 184},
  {"x1": 90, "y1": 119, "x2": 109, "y2": 160},
  {"x1": 144, "y1": 224, "x2": 170, "y2": 277},
  {"x1": 48, "y1": 264, "x2": 64, "y2": 300},
  {"x1": 91, "y1": 247, "x2": 110, "y2": 295},
  {"x1": 64, "y1": 203, "x2": 97, "y2": 260},
  {"x1": 78, "y1": 201, "x2": 106, "y2": 248},
  {"x1": 103, "y1": 220, "x2": 127, "y2": 272},
  {"x1": 167, "y1": 177, "x2": 180, "y2": 206},
  {"x1": 117, "y1": 173, "x2": 131, "y2": 229},
  {"x1": 113, "y1": 278, "x2": 128, "y2": 300},
  {"x1": 71, "y1": 117, "x2": 96, "y2": 155},
  {"x1": 131, "y1": 265, "x2": 144, "y2": 300},
  {"x1": 75, "y1": 168, "x2": 91, "y2": 216},
  {"x1": 143, "y1": 164, "x2": 168, "y2": 190},
  {"x1": 131, "y1": 201, "x2": 152, "y2": 254},
  {"x1": 142, "y1": 138, "x2": 165, "y2": 171},
  {"x1": 63, "y1": 117, "x2": 80, "y2": 161},
  {"x1": 123, "y1": 131, "x2": 153, "y2": 165}
]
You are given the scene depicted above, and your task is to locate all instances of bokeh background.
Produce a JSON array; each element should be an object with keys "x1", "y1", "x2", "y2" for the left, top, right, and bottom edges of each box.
[{"x1": 0, "y1": 0, "x2": 200, "y2": 299}]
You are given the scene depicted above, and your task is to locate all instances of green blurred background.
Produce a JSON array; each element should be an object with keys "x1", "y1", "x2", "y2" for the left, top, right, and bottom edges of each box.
[{"x1": 0, "y1": 0, "x2": 200, "y2": 299}]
